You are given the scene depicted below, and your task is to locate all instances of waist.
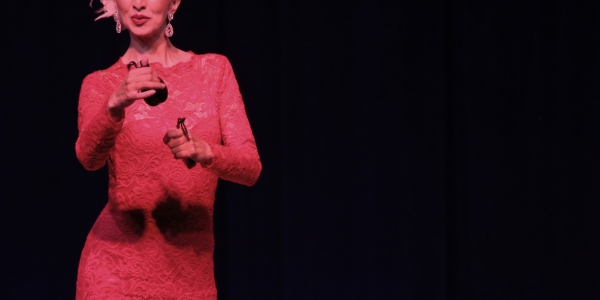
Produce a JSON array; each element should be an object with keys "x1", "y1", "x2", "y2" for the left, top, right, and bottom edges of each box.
[
  {"x1": 108, "y1": 168, "x2": 217, "y2": 209},
  {"x1": 91, "y1": 200, "x2": 215, "y2": 254}
]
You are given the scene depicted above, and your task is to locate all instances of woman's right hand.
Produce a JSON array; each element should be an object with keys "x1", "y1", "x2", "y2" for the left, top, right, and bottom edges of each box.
[{"x1": 107, "y1": 57, "x2": 166, "y2": 121}]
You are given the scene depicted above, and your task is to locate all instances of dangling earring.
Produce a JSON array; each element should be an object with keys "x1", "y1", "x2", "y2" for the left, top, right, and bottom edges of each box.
[
  {"x1": 114, "y1": 12, "x2": 122, "y2": 34},
  {"x1": 165, "y1": 14, "x2": 174, "y2": 37}
]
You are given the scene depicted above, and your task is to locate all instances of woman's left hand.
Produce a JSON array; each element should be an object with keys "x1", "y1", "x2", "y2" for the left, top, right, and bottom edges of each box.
[{"x1": 163, "y1": 128, "x2": 214, "y2": 165}]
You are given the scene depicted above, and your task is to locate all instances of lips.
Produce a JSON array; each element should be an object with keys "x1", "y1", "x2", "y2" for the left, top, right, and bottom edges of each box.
[{"x1": 131, "y1": 15, "x2": 150, "y2": 26}]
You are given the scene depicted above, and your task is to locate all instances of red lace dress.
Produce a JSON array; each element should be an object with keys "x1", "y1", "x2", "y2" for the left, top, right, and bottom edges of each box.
[{"x1": 75, "y1": 53, "x2": 261, "y2": 299}]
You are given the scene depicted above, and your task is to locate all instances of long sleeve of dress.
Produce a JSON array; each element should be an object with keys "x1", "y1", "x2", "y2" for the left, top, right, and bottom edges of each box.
[
  {"x1": 75, "y1": 72, "x2": 123, "y2": 171},
  {"x1": 203, "y1": 58, "x2": 262, "y2": 186}
]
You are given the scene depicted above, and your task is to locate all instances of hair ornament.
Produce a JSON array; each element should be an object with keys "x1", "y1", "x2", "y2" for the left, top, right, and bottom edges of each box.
[{"x1": 89, "y1": 0, "x2": 117, "y2": 21}]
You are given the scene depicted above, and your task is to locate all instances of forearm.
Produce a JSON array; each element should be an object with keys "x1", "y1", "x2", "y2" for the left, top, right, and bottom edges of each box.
[
  {"x1": 202, "y1": 142, "x2": 262, "y2": 186},
  {"x1": 76, "y1": 101, "x2": 124, "y2": 170}
]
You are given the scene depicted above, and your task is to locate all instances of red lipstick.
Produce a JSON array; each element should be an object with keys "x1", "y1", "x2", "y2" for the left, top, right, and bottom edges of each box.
[{"x1": 131, "y1": 14, "x2": 150, "y2": 26}]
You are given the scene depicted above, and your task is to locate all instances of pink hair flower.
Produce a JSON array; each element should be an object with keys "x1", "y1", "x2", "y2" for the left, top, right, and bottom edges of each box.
[{"x1": 89, "y1": 0, "x2": 117, "y2": 21}]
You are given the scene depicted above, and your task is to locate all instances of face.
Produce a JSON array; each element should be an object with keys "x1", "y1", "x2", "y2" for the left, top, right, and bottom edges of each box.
[{"x1": 115, "y1": 0, "x2": 181, "y2": 40}]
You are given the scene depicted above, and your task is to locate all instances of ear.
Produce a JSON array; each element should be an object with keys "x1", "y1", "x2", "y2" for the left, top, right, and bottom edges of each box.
[{"x1": 169, "y1": 0, "x2": 181, "y2": 14}]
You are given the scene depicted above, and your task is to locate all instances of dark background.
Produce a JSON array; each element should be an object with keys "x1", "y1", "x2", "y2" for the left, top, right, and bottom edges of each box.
[{"x1": 1, "y1": 0, "x2": 599, "y2": 299}]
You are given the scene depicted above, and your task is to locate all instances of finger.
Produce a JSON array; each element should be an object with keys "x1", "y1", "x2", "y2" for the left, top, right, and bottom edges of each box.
[
  {"x1": 171, "y1": 142, "x2": 192, "y2": 156},
  {"x1": 126, "y1": 89, "x2": 156, "y2": 100},
  {"x1": 151, "y1": 69, "x2": 161, "y2": 82},
  {"x1": 163, "y1": 131, "x2": 173, "y2": 144},
  {"x1": 130, "y1": 81, "x2": 166, "y2": 91},
  {"x1": 127, "y1": 68, "x2": 155, "y2": 81},
  {"x1": 127, "y1": 64, "x2": 156, "y2": 75},
  {"x1": 163, "y1": 129, "x2": 184, "y2": 144},
  {"x1": 128, "y1": 74, "x2": 165, "y2": 88},
  {"x1": 128, "y1": 68, "x2": 165, "y2": 86},
  {"x1": 141, "y1": 56, "x2": 149, "y2": 67},
  {"x1": 168, "y1": 135, "x2": 188, "y2": 149},
  {"x1": 174, "y1": 148, "x2": 195, "y2": 159},
  {"x1": 127, "y1": 61, "x2": 138, "y2": 70}
]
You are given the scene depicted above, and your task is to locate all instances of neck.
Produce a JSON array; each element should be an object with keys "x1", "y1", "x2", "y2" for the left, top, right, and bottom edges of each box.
[{"x1": 123, "y1": 33, "x2": 179, "y2": 66}]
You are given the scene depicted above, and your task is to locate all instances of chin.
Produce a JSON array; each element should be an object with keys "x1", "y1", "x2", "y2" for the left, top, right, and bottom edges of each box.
[{"x1": 130, "y1": 29, "x2": 162, "y2": 40}]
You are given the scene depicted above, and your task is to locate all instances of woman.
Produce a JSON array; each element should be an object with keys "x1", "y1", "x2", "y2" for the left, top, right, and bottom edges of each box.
[{"x1": 76, "y1": 0, "x2": 261, "y2": 298}]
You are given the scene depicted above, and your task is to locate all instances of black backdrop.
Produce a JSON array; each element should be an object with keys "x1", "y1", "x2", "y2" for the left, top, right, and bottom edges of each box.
[{"x1": 1, "y1": 0, "x2": 599, "y2": 299}]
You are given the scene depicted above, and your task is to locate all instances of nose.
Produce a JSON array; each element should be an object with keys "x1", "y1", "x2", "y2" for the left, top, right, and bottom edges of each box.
[{"x1": 132, "y1": 0, "x2": 146, "y2": 11}]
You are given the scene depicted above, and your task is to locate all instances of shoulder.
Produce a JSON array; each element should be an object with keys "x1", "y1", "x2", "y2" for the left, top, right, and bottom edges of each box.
[
  {"x1": 80, "y1": 63, "x2": 124, "y2": 96},
  {"x1": 186, "y1": 53, "x2": 237, "y2": 83},
  {"x1": 192, "y1": 53, "x2": 233, "y2": 70},
  {"x1": 81, "y1": 61, "x2": 124, "y2": 87},
  {"x1": 82, "y1": 70, "x2": 105, "y2": 84},
  {"x1": 194, "y1": 53, "x2": 230, "y2": 64},
  {"x1": 80, "y1": 70, "x2": 105, "y2": 90}
]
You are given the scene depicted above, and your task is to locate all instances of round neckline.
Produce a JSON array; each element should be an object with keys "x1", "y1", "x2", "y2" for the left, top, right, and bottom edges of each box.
[{"x1": 117, "y1": 50, "x2": 196, "y2": 70}]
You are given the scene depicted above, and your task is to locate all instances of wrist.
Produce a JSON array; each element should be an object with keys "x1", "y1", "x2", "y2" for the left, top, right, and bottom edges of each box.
[
  {"x1": 195, "y1": 142, "x2": 214, "y2": 166},
  {"x1": 106, "y1": 95, "x2": 125, "y2": 122},
  {"x1": 199, "y1": 155, "x2": 214, "y2": 168},
  {"x1": 107, "y1": 104, "x2": 124, "y2": 122}
]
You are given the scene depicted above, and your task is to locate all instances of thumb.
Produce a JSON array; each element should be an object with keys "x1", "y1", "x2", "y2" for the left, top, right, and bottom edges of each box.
[{"x1": 140, "y1": 56, "x2": 150, "y2": 67}]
